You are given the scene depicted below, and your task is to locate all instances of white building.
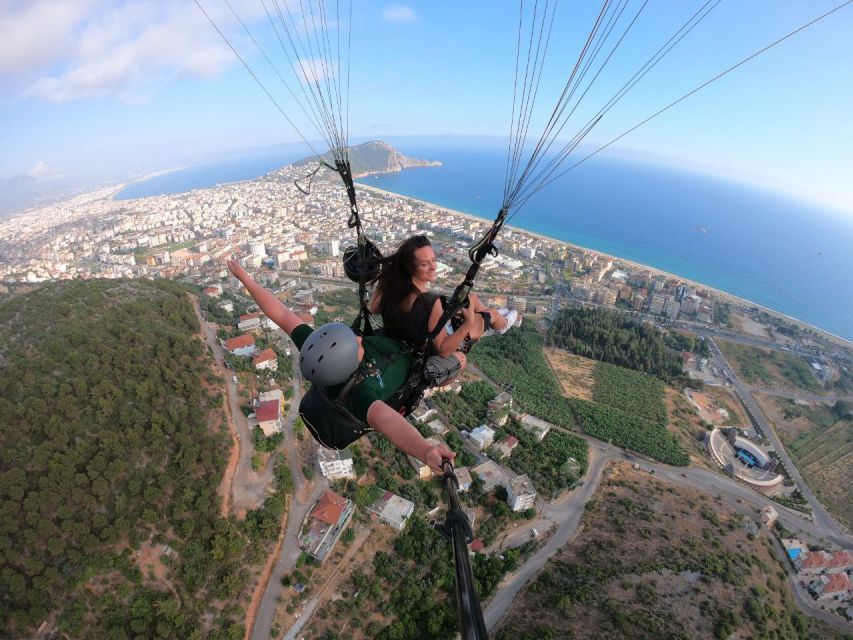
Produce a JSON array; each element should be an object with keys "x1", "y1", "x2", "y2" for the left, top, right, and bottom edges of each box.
[
  {"x1": 367, "y1": 490, "x2": 415, "y2": 530},
  {"x1": 469, "y1": 425, "x2": 496, "y2": 451},
  {"x1": 255, "y1": 399, "x2": 282, "y2": 436},
  {"x1": 427, "y1": 419, "x2": 449, "y2": 436},
  {"x1": 519, "y1": 414, "x2": 551, "y2": 441},
  {"x1": 253, "y1": 348, "x2": 278, "y2": 371},
  {"x1": 507, "y1": 474, "x2": 537, "y2": 512},
  {"x1": 317, "y1": 448, "x2": 355, "y2": 480},
  {"x1": 238, "y1": 312, "x2": 261, "y2": 332},
  {"x1": 471, "y1": 460, "x2": 509, "y2": 492}
]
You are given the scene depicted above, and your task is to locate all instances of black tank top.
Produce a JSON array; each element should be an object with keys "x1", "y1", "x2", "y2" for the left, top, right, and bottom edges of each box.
[{"x1": 389, "y1": 292, "x2": 440, "y2": 350}]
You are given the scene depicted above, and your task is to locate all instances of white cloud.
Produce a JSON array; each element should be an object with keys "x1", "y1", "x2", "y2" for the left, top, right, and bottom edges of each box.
[
  {"x1": 17, "y1": 0, "x2": 269, "y2": 103},
  {"x1": 27, "y1": 161, "x2": 50, "y2": 178},
  {"x1": 383, "y1": 5, "x2": 417, "y2": 23},
  {"x1": 0, "y1": 0, "x2": 101, "y2": 75}
]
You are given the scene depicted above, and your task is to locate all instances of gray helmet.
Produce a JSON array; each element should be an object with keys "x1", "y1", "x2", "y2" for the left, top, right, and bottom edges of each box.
[{"x1": 299, "y1": 322, "x2": 360, "y2": 386}]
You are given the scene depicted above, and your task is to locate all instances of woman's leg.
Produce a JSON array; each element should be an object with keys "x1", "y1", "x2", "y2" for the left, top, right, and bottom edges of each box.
[{"x1": 468, "y1": 293, "x2": 508, "y2": 331}]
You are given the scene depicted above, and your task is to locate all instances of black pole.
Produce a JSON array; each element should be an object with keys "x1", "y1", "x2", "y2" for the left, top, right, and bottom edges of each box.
[{"x1": 440, "y1": 458, "x2": 489, "y2": 640}]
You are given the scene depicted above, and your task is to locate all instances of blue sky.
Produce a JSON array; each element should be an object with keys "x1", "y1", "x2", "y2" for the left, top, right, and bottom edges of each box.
[{"x1": 1, "y1": 0, "x2": 852, "y2": 212}]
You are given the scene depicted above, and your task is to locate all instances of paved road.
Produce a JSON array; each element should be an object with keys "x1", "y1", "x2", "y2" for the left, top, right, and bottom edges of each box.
[
  {"x1": 480, "y1": 405, "x2": 853, "y2": 635},
  {"x1": 282, "y1": 526, "x2": 373, "y2": 640},
  {"x1": 251, "y1": 346, "x2": 328, "y2": 640},
  {"x1": 252, "y1": 476, "x2": 328, "y2": 640},
  {"x1": 744, "y1": 386, "x2": 850, "y2": 404},
  {"x1": 483, "y1": 441, "x2": 610, "y2": 631},
  {"x1": 707, "y1": 337, "x2": 849, "y2": 538}
]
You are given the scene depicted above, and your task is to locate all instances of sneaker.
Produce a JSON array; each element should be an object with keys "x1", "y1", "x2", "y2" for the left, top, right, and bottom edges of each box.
[{"x1": 496, "y1": 308, "x2": 519, "y2": 335}]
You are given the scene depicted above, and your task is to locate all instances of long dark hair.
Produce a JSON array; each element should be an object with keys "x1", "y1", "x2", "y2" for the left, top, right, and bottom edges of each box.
[{"x1": 375, "y1": 235, "x2": 431, "y2": 334}]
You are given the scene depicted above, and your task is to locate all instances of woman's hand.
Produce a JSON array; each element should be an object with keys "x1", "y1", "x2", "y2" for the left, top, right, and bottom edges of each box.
[
  {"x1": 227, "y1": 258, "x2": 248, "y2": 283},
  {"x1": 461, "y1": 294, "x2": 484, "y2": 340}
]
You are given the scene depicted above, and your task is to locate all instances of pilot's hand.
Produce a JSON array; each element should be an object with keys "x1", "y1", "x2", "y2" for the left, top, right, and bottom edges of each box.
[{"x1": 424, "y1": 442, "x2": 456, "y2": 475}]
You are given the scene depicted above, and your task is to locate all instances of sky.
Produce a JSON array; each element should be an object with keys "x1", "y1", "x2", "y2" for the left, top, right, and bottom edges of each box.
[{"x1": 1, "y1": 0, "x2": 852, "y2": 213}]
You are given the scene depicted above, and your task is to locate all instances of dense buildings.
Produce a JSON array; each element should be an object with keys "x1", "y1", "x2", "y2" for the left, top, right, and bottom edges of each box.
[{"x1": 0, "y1": 163, "x2": 736, "y2": 326}]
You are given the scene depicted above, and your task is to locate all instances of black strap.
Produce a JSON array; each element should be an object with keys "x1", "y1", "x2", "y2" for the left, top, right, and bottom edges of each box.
[
  {"x1": 330, "y1": 158, "x2": 375, "y2": 337},
  {"x1": 439, "y1": 458, "x2": 488, "y2": 640},
  {"x1": 423, "y1": 207, "x2": 508, "y2": 350}
]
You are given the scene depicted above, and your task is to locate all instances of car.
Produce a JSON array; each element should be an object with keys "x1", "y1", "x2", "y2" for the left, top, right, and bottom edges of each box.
[{"x1": 232, "y1": 375, "x2": 238, "y2": 384}]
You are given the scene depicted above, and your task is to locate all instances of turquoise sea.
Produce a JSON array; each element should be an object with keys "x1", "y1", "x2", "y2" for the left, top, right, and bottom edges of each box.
[{"x1": 116, "y1": 140, "x2": 853, "y2": 342}]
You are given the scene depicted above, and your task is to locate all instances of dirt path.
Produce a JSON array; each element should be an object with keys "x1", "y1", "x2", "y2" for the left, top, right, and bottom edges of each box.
[
  {"x1": 283, "y1": 526, "x2": 372, "y2": 640},
  {"x1": 216, "y1": 392, "x2": 240, "y2": 518},
  {"x1": 189, "y1": 295, "x2": 240, "y2": 518}
]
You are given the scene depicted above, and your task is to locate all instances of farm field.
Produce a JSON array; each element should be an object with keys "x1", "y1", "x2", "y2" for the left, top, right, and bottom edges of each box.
[
  {"x1": 543, "y1": 348, "x2": 596, "y2": 401},
  {"x1": 755, "y1": 393, "x2": 853, "y2": 531},
  {"x1": 473, "y1": 327, "x2": 688, "y2": 465}
]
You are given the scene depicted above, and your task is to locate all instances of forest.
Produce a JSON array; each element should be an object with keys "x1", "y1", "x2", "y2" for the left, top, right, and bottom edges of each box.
[
  {"x1": 548, "y1": 307, "x2": 686, "y2": 383},
  {"x1": 0, "y1": 280, "x2": 289, "y2": 638}
]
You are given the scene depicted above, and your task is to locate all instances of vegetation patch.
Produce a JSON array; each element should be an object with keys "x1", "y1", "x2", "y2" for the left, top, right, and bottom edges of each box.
[
  {"x1": 495, "y1": 463, "x2": 844, "y2": 640},
  {"x1": 473, "y1": 325, "x2": 686, "y2": 466},
  {"x1": 496, "y1": 419, "x2": 589, "y2": 499},
  {"x1": 593, "y1": 361, "x2": 667, "y2": 425},
  {"x1": 314, "y1": 287, "x2": 361, "y2": 325},
  {"x1": 0, "y1": 280, "x2": 291, "y2": 639},
  {"x1": 548, "y1": 307, "x2": 685, "y2": 383},
  {"x1": 305, "y1": 516, "x2": 533, "y2": 640},
  {"x1": 717, "y1": 340, "x2": 821, "y2": 392},
  {"x1": 431, "y1": 381, "x2": 497, "y2": 431}
]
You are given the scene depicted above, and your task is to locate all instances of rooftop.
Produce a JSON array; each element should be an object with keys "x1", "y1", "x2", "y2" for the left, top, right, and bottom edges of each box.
[
  {"x1": 255, "y1": 399, "x2": 280, "y2": 422},
  {"x1": 225, "y1": 334, "x2": 255, "y2": 350},
  {"x1": 311, "y1": 490, "x2": 348, "y2": 526}
]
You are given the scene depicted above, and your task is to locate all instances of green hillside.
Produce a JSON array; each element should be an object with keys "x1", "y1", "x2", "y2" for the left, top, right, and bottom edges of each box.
[{"x1": 0, "y1": 280, "x2": 283, "y2": 639}]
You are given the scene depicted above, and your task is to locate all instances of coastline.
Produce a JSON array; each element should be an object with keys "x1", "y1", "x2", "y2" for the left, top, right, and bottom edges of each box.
[{"x1": 357, "y1": 182, "x2": 853, "y2": 349}]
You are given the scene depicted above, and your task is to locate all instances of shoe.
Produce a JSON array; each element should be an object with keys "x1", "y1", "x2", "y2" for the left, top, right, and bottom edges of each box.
[{"x1": 496, "y1": 309, "x2": 519, "y2": 335}]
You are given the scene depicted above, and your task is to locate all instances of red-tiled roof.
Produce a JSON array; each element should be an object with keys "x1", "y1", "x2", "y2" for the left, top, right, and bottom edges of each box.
[
  {"x1": 823, "y1": 572, "x2": 852, "y2": 594},
  {"x1": 826, "y1": 550, "x2": 852, "y2": 569},
  {"x1": 253, "y1": 348, "x2": 277, "y2": 365},
  {"x1": 470, "y1": 539, "x2": 485, "y2": 552},
  {"x1": 311, "y1": 490, "x2": 347, "y2": 526},
  {"x1": 501, "y1": 435, "x2": 519, "y2": 448},
  {"x1": 240, "y1": 312, "x2": 260, "y2": 321},
  {"x1": 800, "y1": 551, "x2": 827, "y2": 570},
  {"x1": 255, "y1": 399, "x2": 280, "y2": 422},
  {"x1": 224, "y1": 334, "x2": 255, "y2": 350}
]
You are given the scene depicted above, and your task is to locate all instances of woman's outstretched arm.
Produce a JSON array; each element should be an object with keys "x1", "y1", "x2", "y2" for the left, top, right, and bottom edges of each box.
[{"x1": 227, "y1": 259, "x2": 305, "y2": 336}]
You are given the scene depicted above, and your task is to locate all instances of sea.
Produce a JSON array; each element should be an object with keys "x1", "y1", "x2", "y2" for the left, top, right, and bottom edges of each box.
[{"x1": 115, "y1": 141, "x2": 853, "y2": 342}]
